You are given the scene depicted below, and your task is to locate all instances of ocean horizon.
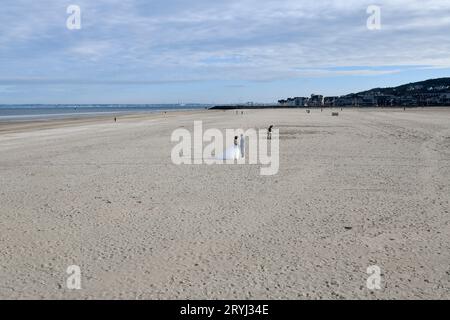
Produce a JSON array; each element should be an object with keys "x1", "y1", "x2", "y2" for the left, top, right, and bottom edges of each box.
[{"x1": 0, "y1": 104, "x2": 210, "y2": 121}]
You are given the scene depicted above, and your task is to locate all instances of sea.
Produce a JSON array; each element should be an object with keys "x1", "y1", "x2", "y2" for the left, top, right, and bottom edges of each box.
[{"x1": 0, "y1": 104, "x2": 209, "y2": 122}]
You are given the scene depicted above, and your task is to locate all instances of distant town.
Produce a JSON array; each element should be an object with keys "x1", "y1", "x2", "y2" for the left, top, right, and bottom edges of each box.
[
  {"x1": 278, "y1": 78, "x2": 450, "y2": 107},
  {"x1": 210, "y1": 78, "x2": 450, "y2": 109},
  {"x1": 278, "y1": 92, "x2": 450, "y2": 108}
]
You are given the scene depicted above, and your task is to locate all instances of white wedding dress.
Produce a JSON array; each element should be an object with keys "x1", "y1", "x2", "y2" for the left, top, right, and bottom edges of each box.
[
  {"x1": 216, "y1": 136, "x2": 245, "y2": 160},
  {"x1": 221, "y1": 144, "x2": 241, "y2": 160}
]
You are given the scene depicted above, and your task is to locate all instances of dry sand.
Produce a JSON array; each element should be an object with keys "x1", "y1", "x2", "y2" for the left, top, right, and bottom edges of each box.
[{"x1": 0, "y1": 108, "x2": 449, "y2": 299}]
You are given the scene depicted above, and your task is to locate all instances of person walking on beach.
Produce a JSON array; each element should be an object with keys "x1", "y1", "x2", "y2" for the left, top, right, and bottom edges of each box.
[
  {"x1": 114, "y1": 117, "x2": 117, "y2": 122},
  {"x1": 268, "y1": 125, "x2": 273, "y2": 140},
  {"x1": 240, "y1": 134, "x2": 245, "y2": 158}
]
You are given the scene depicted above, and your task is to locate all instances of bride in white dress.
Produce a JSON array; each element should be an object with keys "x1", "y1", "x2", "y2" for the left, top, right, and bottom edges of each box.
[{"x1": 220, "y1": 135, "x2": 243, "y2": 160}]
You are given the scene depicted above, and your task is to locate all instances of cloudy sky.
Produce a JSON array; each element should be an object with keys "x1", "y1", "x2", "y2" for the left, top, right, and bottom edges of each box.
[{"x1": 1, "y1": 0, "x2": 450, "y2": 104}]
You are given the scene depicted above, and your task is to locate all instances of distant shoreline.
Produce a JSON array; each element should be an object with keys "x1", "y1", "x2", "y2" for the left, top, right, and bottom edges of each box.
[
  {"x1": 0, "y1": 109, "x2": 208, "y2": 134},
  {"x1": 2, "y1": 106, "x2": 449, "y2": 135},
  {"x1": 0, "y1": 105, "x2": 208, "y2": 122}
]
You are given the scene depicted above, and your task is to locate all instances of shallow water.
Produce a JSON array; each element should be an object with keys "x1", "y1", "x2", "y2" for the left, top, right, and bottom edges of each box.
[{"x1": 0, "y1": 104, "x2": 207, "y2": 121}]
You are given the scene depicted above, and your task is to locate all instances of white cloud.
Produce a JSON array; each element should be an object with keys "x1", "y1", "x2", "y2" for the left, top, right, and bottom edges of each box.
[
  {"x1": 0, "y1": 0, "x2": 450, "y2": 83},
  {"x1": 69, "y1": 41, "x2": 114, "y2": 61}
]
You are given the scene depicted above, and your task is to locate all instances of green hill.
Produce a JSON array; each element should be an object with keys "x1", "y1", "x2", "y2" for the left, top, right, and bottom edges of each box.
[{"x1": 355, "y1": 77, "x2": 450, "y2": 96}]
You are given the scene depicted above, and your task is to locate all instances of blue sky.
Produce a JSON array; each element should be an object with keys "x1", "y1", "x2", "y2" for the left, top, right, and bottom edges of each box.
[{"x1": 1, "y1": 0, "x2": 450, "y2": 104}]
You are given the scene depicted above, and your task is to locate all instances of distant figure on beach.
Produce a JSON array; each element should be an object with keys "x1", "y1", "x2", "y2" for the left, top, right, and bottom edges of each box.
[
  {"x1": 268, "y1": 125, "x2": 273, "y2": 140},
  {"x1": 240, "y1": 134, "x2": 245, "y2": 158},
  {"x1": 114, "y1": 117, "x2": 117, "y2": 122}
]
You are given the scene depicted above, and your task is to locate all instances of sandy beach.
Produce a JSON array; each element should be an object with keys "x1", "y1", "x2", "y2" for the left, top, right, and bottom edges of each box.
[{"x1": 0, "y1": 108, "x2": 449, "y2": 299}]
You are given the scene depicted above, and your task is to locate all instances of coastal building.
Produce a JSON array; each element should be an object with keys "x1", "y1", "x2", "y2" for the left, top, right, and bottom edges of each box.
[
  {"x1": 309, "y1": 94, "x2": 324, "y2": 107},
  {"x1": 324, "y1": 96, "x2": 338, "y2": 107},
  {"x1": 397, "y1": 95, "x2": 417, "y2": 106},
  {"x1": 278, "y1": 97, "x2": 309, "y2": 107},
  {"x1": 360, "y1": 94, "x2": 377, "y2": 106},
  {"x1": 278, "y1": 98, "x2": 294, "y2": 107},
  {"x1": 439, "y1": 93, "x2": 450, "y2": 104},
  {"x1": 376, "y1": 95, "x2": 395, "y2": 107},
  {"x1": 421, "y1": 93, "x2": 441, "y2": 106},
  {"x1": 293, "y1": 97, "x2": 309, "y2": 107},
  {"x1": 352, "y1": 96, "x2": 363, "y2": 107},
  {"x1": 286, "y1": 98, "x2": 296, "y2": 106},
  {"x1": 335, "y1": 96, "x2": 354, "y2": 107}
]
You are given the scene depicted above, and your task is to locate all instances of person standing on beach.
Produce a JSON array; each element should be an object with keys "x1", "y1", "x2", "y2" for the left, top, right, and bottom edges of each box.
[
  {"x1": 268, "y1": 125, "x2": 273, "y2": 140},
  {"x1": 114, "y1": 117, "x2": 117, "y2": 122},
  {"x1": 240, "y1": 134, "x2": 245, "y2": 158}
]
